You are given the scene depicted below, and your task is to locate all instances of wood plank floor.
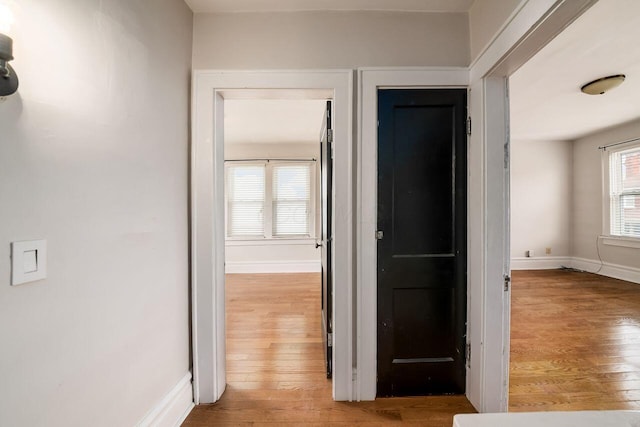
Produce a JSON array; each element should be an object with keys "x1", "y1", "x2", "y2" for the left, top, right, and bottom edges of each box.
[
  {"x1": 182, "y1": 273, "x2": 476, "y2": 426},
  {"x1": 510, "y1": 269, "x2": 640, "y2": 412}
]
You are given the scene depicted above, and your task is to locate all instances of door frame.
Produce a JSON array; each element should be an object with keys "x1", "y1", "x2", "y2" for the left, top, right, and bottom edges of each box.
[
  {"x1": 466, "y1": 0, "x2": 597, "y2": 411},
  {"x1": 357, "y1": 0, "x2": 597, "y2": 409},
  {"x1": 357, "y1": 68, "x2": 469, "y2": 401},
  {"x1": 191, "y1": 70, "x2": 354, "y2": 403}
]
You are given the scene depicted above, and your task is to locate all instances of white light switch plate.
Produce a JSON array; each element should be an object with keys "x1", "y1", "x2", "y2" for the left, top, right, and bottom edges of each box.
[{"x1": 11, "y1": 240, "x2": 47, "y2": 286}]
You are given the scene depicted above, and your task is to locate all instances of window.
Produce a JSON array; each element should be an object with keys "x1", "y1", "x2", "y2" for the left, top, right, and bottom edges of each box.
[
  {"x1": 226, "y1": 161, "x2": 315, "y2": 239},
  {"x1": 272, "y1": 165, "x2": 311, "y2": 236},
  {"x1": 227, "y1": 165, "x2": 265, "y2": 237},
  {"x1": 609, "y1": 145, "x2": 640, "y2": 238}
]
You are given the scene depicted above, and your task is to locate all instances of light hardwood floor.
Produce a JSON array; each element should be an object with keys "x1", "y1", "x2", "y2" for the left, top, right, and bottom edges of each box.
[
  {"x1": 510, "y1": 269, "x2": 640, "y2": 411},
  {"x1": 182, "y1": 273, "x2": 475, "y2": 426}
]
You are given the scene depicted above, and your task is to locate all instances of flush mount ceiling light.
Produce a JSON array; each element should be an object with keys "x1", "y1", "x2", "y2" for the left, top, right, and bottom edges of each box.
[{"x1": 581, "y1": 74, "x2": 626, "y2": 95}]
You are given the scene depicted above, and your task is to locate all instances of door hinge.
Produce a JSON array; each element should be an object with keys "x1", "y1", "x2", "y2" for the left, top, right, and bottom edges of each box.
[
  {"x1": 504, "y1": 274, "x2": 511, "y2": 291},
  {"x1": 327, "y1": 333, "x2": 333, "y2": 347},
  {"x1": 466, "y1": 343, "x2": 471, "y2": 366},
  {"x1": 327, "y1": 129, "x2": 334, "y2": 143},
  {"x1": 466, "y1": 117, "x2": 472, "y2": 136},
  {"x1": 376, "y1": 230, "x2": 384, "y2": 240}
]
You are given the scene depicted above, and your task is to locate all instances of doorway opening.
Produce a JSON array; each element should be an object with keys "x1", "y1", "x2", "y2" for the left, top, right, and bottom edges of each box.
[
  {"x1": 222, "y1": 96, "x2": 333, "y2": 399},
  {"x1": 191, "y1": 71, "x2": 354, "y2": 404},
  {"x1": 508, "y1": 0, "x2": 640, "y2": 411}
]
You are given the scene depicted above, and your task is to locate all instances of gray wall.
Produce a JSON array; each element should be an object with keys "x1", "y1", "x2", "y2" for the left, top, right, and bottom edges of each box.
[
  {"x1": 0, "y1": 0, "x2": 193, "y2": 425},
  {"x1": 510, "y1": 118, "x2": 640, "y2": 272},
  {"x1": 193, "y1": 11, "x2": 470, "y2": 69},
  {"x1": 510, "y1": 140, "x2": 573, "y2": 258}
]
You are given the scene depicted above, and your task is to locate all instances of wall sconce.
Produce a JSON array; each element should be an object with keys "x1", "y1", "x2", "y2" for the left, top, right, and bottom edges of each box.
[{"x1": 0, "y1": 3, "x2": 18, "y2": 97}]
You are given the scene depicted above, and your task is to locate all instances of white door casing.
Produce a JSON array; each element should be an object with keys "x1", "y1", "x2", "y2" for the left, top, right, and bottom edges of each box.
[
  {"x1": 466, "y1": 0, "x2": 597, "y2": 412},
  {"x1": 191, "y1": 70, "x2": 354, "y2": 403},
  {"x1": 357, "y1": 68, "x2": 470, "y2": 401}
]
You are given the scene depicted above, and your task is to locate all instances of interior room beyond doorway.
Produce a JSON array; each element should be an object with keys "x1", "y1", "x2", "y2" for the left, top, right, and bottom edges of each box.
[
  {"x1": 222, "y1": 95, "x2": 331, "y2": 399},
  {"x1": 509, "y1": 0, "x2": 640, "y2": 411}
]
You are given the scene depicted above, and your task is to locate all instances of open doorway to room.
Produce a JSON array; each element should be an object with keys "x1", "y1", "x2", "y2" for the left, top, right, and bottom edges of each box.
[
  {"x1": 508, "y1": 0, "x2": 640, "y2": 411},
  {"x1": 221, "y1": 96, "x2": 333, "y2": 403},
  {"x1": 190, "y1": 71, "x2": 354, "y2": 406}
]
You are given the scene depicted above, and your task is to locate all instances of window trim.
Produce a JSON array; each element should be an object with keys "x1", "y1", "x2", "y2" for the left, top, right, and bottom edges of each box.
[
  {"x1": 601, "y1": 235, "x2": 640, "y2": 249},
  {"x1": 224, "y1": 160, "x2": 317, "y2": 241},
  {"x1": 602, "y1": 140, "x2": 640, "y2": 244}
]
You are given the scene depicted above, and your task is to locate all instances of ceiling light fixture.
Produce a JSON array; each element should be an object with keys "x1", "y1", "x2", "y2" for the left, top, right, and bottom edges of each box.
[
  {"x1": 580, "y1": 74, "x2": 625, "y2": 95},
  {"x1": 0, "y1": 3, "x2": 18, "y2": 97}
]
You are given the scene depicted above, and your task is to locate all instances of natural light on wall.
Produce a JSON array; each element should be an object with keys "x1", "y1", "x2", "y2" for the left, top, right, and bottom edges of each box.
[
  {"x1": 0, "y1": 3, "x2": 13, "y2": 35},
  {"x1": 0, "y1": 1, "x2": 18, "y2": 97}
]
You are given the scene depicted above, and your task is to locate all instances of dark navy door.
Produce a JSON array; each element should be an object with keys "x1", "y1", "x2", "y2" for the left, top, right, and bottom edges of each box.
[{"x1": 377, "y1": 89, "x2": 467, "y2": 396}]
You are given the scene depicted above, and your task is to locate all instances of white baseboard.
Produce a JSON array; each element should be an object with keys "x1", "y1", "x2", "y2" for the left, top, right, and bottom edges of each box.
[
  {"x1": 137, "y1": 372, "x2": 194, "y2": 427},
  {"x1": 511, "y1": 256, "x2": 572, "y2": 270},
  {"x1": 225, "y1": 260, "x2": 321, "y2": 274},
  {"x1": 570, "y1": 257, "x2": 640, "y2": 285},
  {"x1": 511, "y1": 256, "x2": 640, "y2": 285}
]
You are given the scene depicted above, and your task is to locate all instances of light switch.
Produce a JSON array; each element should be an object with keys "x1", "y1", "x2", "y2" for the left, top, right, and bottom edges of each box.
[
  {"x1": 11, "y1": 240, "x2": 47, "y2": 286},
  {"x1": 23, "y1": 250, "x2": 37, "y2": 273}
]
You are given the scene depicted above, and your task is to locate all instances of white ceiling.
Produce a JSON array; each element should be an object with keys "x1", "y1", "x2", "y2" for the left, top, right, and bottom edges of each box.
[
  {"x1": 224, "y1": 99, "x2": 327, "y2": 145},
  {"x1": 185, "y1": 0, "x2": 475, "y2": 13},
  {"x1": 510, "y1": 0, "x2": 640, "y2": 142}
]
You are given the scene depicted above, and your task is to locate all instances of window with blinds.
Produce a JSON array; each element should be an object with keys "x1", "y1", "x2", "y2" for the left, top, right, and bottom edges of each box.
[
  {"x1": 225, "y1": 161, "x2": 313, "y2": 239},
  {"x1": 273, "y1": 165, "x2": 311, "y2": 236},
  {"x1": 610, "y1": 145, "x2": 640, "y2": 238},
  {"x1": 227, "y1": 165, "x2": 265, "y2": 237}
]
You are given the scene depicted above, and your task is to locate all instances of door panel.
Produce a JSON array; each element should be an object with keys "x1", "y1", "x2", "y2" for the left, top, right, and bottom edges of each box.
[
  {"x1": 391, "y1": 106, "x2": 454, "y2": 256},
  {"x1": 377, "y1": 89, "x2": 467, "y2": 397},
  {"x1": 320, "y1": 100, "x2": 333, "y2": 378}
]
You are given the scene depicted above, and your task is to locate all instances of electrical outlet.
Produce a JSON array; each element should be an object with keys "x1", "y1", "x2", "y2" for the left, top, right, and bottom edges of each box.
[{"x1": 545, "y1": 247, "x2": 552, "y2": 255}]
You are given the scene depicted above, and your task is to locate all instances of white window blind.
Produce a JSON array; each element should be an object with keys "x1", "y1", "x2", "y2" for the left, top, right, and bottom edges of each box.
[
  {"x1": 273, "y1": 165, "x2": 311, "y2": 236},
  {"x1": 610, "y1": 146, "x2": 640, "y2": 238},
  {"x1": 226, "y1": 161, "x2": 314, "y2": 239},
  {"x1": 227, "y1": 165, "x2": 265, "y2": 237}
]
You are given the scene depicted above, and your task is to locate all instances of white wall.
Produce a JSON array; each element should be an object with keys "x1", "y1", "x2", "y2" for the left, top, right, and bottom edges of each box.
[
  {"x1": 468, "y1": 0, "x2": 523, "y2": 62},
  {"x1": 193, "y1": 11, "x2": 469, "y2": 69},
  {"x1": 510, "y1": 140, "x2": 572, "y2": 259},
  {"x1": 572, "y1": 119, "x2": 640, "y2": 269},
  {"x1": 0, "y1": 0, "x2": 193, "y2": 426},
  {"x1": 225, "y1": 143, "x2": 321, "y2": 273}
]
